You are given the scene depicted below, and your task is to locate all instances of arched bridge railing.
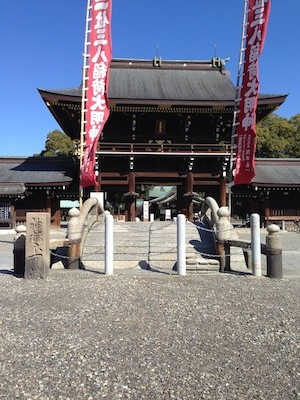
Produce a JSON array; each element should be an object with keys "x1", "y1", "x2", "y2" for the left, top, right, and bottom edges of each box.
[{"x1": 66, "y1": 197, "x2": 107, "y2": 269}]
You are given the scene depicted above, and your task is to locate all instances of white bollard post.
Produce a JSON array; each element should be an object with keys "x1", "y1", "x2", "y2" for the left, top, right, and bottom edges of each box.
[
  {"x1": 105, "y1": 214, "x2": 114, "y2": 275},
  {"x1": 250, "y1": 213, "x2": 261, "y2": 277},
  {"x1": 177, "y1": 214, "x2": 186, "y2": 276}
]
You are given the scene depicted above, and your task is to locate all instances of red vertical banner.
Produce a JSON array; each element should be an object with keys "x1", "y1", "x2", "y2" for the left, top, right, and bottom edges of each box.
[
  {"x1": 81, "y1": 0, "x2": 112, "y2": 189},
  {"x1": 234, "y1": 0, "x2": 271, "y2": 185}
]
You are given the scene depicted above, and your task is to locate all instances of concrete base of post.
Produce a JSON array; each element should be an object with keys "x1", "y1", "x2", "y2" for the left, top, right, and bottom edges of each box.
[
  {"x1": 267, "y1": 249, "x2": 283, "y2": 279},
  {"x1": 266, "y1": 224, "x2": 282, "y2": 279},
  {"x1": 216, "y1": 241, "x2": 226, "y2": 273},
  {"x1": 224, "y1": 242, "x2": 231, "y2": 272}
]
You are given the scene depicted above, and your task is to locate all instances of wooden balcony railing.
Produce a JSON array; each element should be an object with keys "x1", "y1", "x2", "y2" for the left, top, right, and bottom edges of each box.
[{"x1": 96, "y1": 142, "x2": 231, "y2": 157}]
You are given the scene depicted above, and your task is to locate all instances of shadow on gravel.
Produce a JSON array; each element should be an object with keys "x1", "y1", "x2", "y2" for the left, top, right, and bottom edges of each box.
[
  {"x1": 139, "y1": 260, "x2": 175, "y2": 275},
  {"x1": 81, "y1": 267, "x2": 105, "y2": 275},
  {"x1": 0, "y1": 269, "x2": 24, "y2": 279},
  {"x1": 224, "y1": 269, "x2": 253, "y2": 277}
]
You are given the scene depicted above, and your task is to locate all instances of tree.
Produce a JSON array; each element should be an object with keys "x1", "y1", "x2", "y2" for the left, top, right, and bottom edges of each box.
[
  {"x1": 256, "y1": 113, "x2": 300, "y2": 158},
  {"x1": 39, "y1": 130, "x2": 76, "y2": 157}
]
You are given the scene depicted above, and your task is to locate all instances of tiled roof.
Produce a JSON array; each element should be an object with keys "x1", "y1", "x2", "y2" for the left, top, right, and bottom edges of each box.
[
  {"x1": 108, "y1": 62, "x2": 236, "y2": 102},
  {"x1": 0, "y1": 157, "x2": 75, "y2": 186},
  {"x1": 253, "y1": 159, "x2": 300, "y2": 186},
  {"x1": 40, "y1": 58, "x2": 286, "y2": 104}
]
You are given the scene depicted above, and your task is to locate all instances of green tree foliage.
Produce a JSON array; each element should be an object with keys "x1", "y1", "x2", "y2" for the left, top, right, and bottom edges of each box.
[
  {"x1": 256, "y1": 113, "x2": 300, "y2": 158},
  {"x1": 40, "y1": 130, "x2": 76, "y2": 157}
]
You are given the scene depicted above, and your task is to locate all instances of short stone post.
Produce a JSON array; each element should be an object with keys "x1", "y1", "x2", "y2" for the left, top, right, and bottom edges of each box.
[
  {"x1": 177, "y1": 214, "x2": 186, "y2": 276},
  {"x1": 25, "y1": 213, "x2": 50, "y2": 279},
  {"x1": 216, "y1": 207, "x2": 231, "y2": 272},
  {"x1": 67, "y1": 208, "x2": 81, "y2": 269},
  {"x1": 266, "y1": 224, "x2": 282, "y2": 279},
  {"x1": 13, "y1": 224, "x2": 26, "y2": 276}
]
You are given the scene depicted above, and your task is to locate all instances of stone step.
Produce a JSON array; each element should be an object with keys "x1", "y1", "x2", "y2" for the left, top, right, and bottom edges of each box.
[
  {"x1": 84, "y1": 239, "x2": 149, "y2": 247},
  {"x1": 149, "y1": 253, "x2": 177, "y2": 261},
  {"x1": 83, "y1": 253, "x2": 149, "y2": 261},
  {"x1": 146, "y1": 260, "x2": 177, "y2": 270},
  {"x1": 151, "y1": 241, "x2": 199, "y2": 249},
  {"x1": 86, "y1": 231, "x2": 149, "y2": 238},
  {"x1": 83, "y1": 256, "x2": 219, "y2": 272},
  {"x1": 90, "y1": 223, "x2": 151, "y2": 232},
  {"x1": 84, "y1": 240, "x2": 147, "y2": 245},
  {"x1": 83, "y1": 247, "x2": 149, "y2": 255},
  {"x1": 83, "y1": 260, "x2": 148, "y2": 270},
  {"x1": 81, "y1": 220, "x2": 219, "y2": 273}
]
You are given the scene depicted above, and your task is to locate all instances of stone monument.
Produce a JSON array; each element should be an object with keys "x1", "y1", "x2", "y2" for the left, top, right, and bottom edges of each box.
[{"x1": 25, "y1": 213, "x2": 50, "y2": 279}]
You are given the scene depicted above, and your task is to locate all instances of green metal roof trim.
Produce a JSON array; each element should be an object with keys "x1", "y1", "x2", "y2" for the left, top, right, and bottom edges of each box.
[{"x1": 60, "y1": 200, "x2": 80, "y2": 208}]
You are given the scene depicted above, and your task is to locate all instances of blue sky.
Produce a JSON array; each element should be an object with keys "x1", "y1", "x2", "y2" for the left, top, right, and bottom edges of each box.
[{"x1": 1, "y1": 0, "x2": 299, "y2": 156}]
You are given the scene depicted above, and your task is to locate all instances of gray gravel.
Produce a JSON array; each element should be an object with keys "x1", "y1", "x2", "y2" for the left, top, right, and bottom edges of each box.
[{"x1": 0, "y1": 269, "x2": 299, "y2": 400}]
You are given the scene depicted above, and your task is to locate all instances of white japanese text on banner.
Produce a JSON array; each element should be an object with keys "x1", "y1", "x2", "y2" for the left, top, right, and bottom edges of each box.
[
  {"x1": 234, "y1": 0, "x2": 271, "y2": 185},
  {"x1": 81, "y1": 0, "x2": 112, "y2": 188}
]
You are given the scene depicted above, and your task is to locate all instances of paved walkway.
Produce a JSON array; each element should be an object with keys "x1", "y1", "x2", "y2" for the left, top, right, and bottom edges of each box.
[
  {"x1": 1, "y1": 226, "x2": 300, "y2": 278},
  {"x1": 234, "y1": 228, "x2": 300, "y2": 278}
]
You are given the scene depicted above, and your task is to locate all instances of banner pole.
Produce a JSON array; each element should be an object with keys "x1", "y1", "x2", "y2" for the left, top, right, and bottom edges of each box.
[
  {"x1": 80, "y1": 0, "x2": 112, "y2": 190},
  {"x1": 228, "y1": 0, "x2": 249, "y2": 213},
  {"x1": 79, "y1": 0, "x2": 92, "y2": 208},
  {"x1": 232, "y1": 0, "x2": 271, "y2": 186}
]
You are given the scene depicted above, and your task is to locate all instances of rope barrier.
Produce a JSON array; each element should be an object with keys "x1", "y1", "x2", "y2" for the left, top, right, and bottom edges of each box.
[
  {"x1": 195, "y1": 219, "x2": 250, "y2": 233},
  {"x1": 50, "y1": 226, "x2": 67, "y2": 234},
  {"x1": 48, "y1": 217, "x2": 251, "y2": 266},
  {"x1": 50, "y1": 250, "x2": 70, "y2": 259}
]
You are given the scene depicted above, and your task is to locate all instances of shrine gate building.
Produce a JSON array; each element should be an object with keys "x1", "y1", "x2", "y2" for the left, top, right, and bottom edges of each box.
[{"x1": 39, "y1": 58, "x2": 286, "y2": 221}]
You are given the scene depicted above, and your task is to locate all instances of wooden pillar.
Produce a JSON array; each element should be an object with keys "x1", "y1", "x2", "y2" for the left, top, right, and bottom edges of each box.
[
  {"x1": 10, "y1": 203, "x2": 16, "y2": 229},
  {"x1": 46, "y1": 197, "x2": 51, "y2": 213},
  {"x1": 186, "y1": 172, "x2": 194, "y2": 222},
  {"x1": 46, "y1": 197, "x2": 52, "y2": 225},
  {"x1": 95, "y1": 174, "x2": 101, "y2": 192},
  {"x1": 177, "y1": 185, "x2": 185, "y2": 215},
  {"x1": 129, "y1": 199, "x2": 135, "y2": 221},
  {"x1": 127, "y1": 172, "x2": 136, "y2": 222},
  {"x1": 220, "y1": 177, "x2": 226, "y2": 207},
  {"x1": 52, "y1": 198, "x2": 61, "y2": 228},
  {"x1": 264, "y1": 197, "x2": 271, "y2": 227}
]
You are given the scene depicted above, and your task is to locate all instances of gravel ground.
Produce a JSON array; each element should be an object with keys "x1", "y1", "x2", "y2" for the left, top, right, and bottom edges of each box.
[{"x1": 0, "y1": 269, "x2": 299, "y2": 400}]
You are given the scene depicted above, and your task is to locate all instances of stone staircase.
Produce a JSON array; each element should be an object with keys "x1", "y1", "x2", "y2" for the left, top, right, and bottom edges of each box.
[{"x1": 81, "y1": 220, "x2": 219, "y2": 274}]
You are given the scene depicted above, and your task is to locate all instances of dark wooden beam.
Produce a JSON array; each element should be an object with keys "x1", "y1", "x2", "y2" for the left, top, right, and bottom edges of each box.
[
  {"x1": 194, "y1": 181, "x2": 220, "y2": 186},
  {"x1": 100, "y1": 180, "x2": 128, "y2": 185}
]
